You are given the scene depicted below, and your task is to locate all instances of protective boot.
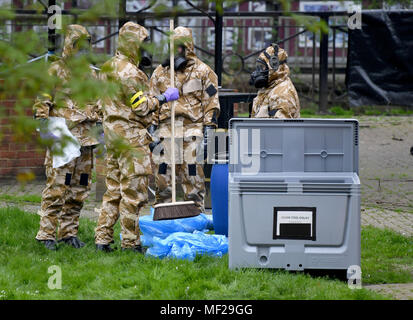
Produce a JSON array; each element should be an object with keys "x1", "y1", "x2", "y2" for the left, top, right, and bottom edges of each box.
[
  {"x1": 96, "y1": 244, "x2": 115, "y2": 252},
  {"x1": 37, "y1": 239, "x2": 58, "y2": 251},
  {"x1": 59, "y1": 236, "x2": 85, "y2": 248},
  {"x1": 121, "y1": 245, "x2": 147, "y2": 254}
]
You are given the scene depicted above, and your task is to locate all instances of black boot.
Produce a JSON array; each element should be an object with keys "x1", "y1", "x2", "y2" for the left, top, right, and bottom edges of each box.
[
  {"x1": 122, "y1": 245, "x2": 147, "y2": 254},
  {"x1": 96, "y1": 243, "x2": 115, "y2": 252},
  {"x1": 59, "y1": 236, "x2": 85, "y2": 249},
  {"x1": 37, "y1": 239, "x2": 58, "y2": 251}
]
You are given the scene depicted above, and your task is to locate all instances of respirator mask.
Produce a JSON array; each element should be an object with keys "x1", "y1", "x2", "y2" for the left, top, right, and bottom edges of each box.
[
  {"x1": 73, "y1": 37, "x2": 92, "y2": 58},
  {"x1": 249, "y1": 43, "x2": 286, "y2": 89},
  {"x1": 249, "y1": 59, "x2": 269, "y2": 88},
  {"x1": 139, "y1": 36, "x2": 152, "y2": 68},
  {"x1": 162, "y1": 45, "x2": 187, "y2": 71}
]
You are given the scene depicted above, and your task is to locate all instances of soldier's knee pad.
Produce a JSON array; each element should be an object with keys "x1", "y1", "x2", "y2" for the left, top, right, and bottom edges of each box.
[
  {"x1": 158, "y1": 163, "x2": 167, "y2": 175},
  {"x1": 65, "y1": 173, "x2": 72, "y2": 186},
  {"x1": 188, "y1": 164, "x2": 197, "y2": 176},
  {"x1": 79, "y1": 173, "x2": 89, "y2": 186}
]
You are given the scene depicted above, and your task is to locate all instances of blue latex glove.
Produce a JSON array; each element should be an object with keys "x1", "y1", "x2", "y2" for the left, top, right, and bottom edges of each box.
[{"x1": 163, "y1": 88, "x2": 179, "y2": 102}]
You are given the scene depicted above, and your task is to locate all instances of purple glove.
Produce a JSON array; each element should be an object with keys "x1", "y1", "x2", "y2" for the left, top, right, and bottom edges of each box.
[
  {"x1": 163, "y1": 87, "x2": 179, "y2": 102},
  {"x1": 39, "y1": 131, "x2": 59, "y2": 141},
  {"x1": 38, "y1": 119, "x2": 59, "y2": 142}
]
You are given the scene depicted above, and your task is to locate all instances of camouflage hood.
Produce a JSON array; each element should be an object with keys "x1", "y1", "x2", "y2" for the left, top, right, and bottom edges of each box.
[
  {"x1": 117, "y1": 22, "x2": 149, "y2": 66},
  {"x1": 173, "y1": 26, "x2": 197, "y2": 64},
  {"x1": 257, "y1": 45, "x2": 290, "y2": 87},
  {"x1": 62, "y1": 24, "x2": 91, "y2": 59}
]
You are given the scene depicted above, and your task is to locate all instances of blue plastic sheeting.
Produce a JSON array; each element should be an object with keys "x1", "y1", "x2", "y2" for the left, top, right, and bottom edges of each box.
[
  {"x1": 139, "y1": 207, "x2": 214, "y2": 240},
  {"x1": 138, "y1": 208, "x2": 227, "y2": 261},
  {"x1": 145, "y1": 231, "x2": 228, "y2": 261}
]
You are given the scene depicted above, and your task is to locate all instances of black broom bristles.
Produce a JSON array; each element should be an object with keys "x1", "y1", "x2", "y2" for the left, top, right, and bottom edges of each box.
[{"x1": 153, "y1": 201, "x2": 201, "y2": 221}]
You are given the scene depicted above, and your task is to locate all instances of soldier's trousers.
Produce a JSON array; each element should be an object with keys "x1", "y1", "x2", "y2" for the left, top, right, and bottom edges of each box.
[
  {"x1": 155, "y1": 162, "x2": 205, "y2": 212},
  {"x1": 36, "y1": 146, "x2": 94, "y2": 241},
  {"x1": 95, "y1": 149, "x2": 149, "y2": 248}
]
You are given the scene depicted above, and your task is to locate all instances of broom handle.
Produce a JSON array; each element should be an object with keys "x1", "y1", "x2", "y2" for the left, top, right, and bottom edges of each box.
[{"x1": 170, "y1": 18, "x2": 176, "y2": 204}]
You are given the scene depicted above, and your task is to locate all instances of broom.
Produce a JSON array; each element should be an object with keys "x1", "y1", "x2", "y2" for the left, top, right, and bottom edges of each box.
[{"x1": 153, "y1": 19, "x2": 201, "y2": 221}]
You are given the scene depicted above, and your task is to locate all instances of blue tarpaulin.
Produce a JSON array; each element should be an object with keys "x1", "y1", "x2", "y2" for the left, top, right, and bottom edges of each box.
[{"x1": 138, "y1": 208, "x2": 228, "y2": 261}]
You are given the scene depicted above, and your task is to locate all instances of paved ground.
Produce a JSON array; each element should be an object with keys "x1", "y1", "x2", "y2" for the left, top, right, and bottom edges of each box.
[
  {"x1": 359, "y1": 116, "x2": 413, "y2": 214},
  {"x1": 361, "y1": 207, "x2": 413, "y2": 237},
  {"x1": 0, "y1": 115, "x2": 412, "y2": 299},
  {"x1": 363, "y1": 283, "x2": 413, "y2": 300}
]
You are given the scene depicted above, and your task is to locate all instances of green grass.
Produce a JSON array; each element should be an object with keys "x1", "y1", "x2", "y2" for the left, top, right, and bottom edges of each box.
[
  {"x1": 0, "y1": 194, "x2": 41, "y2": 204},
  {"x1": 361, "y1": 226, "x2": 413, "y2": 285},
  {"x1": 0, "y1": 207, "x2": 397, "y2": 300},
  {"x1": 329, "y1": 106, "x2": 355, "y2": 117}
]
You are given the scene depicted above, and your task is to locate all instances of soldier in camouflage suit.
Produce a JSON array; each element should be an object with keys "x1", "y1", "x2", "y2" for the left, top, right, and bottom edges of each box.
[
  {"x1": 250, "y1": 44, "x2": 300, "y2": 119},
  {"x1": 94, "y1": 22, "x2": 178, "y2": 252},
  {"x1": 33, "y1": 25, "x2": 100, "y2": 250},
  {"x1": 149, "y1": 27, "x2": 220, "y2": 212}
]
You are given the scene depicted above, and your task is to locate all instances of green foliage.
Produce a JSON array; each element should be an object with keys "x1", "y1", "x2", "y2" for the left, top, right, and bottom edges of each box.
[
  {"x1": 354, "y1": 106, "x2": 413, "y2": 116},
  {"x1": 329, "y1": 106, "x2": 354, "y2": 116},
  {"x1": 75, "y1": 0, "x2": 120, "y2": 22},
  {"x1": 363, "y1": 106, "x2": 383, "y2": 116},
  {"x1": 0, "y1": 207, "x2": 388, "y2": 300},
  {"x1": 300, "y1": 108, "x2": 316, "y2": 116},
  {"x1": 388, "y1": 107, "x2": 413, "y2": 116}
]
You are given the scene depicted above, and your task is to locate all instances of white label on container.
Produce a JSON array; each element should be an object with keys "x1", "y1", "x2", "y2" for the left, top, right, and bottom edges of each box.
[{"x1": 276, "y1": 211, "x2": 313, "y2": 236}]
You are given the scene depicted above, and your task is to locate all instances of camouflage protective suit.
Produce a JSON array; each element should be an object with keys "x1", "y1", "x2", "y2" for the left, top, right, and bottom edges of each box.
[
  {"x1": 251, "y1": 45, "x2": 300, "y2": 119},
  {"x1": 33, "y1": 25, "x2": 100, "y2": 241},
  {"x1": 94, "y1": 22, "x2": 160, "y2": 248},
  {"x1": 150, "y1": 27, "x2": 220, "y2": 212}
]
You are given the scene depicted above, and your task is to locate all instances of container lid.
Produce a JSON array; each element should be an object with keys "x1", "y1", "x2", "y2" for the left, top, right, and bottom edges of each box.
[{"x1": 229, "y1": 118, "x2": 359, "y2": 174}]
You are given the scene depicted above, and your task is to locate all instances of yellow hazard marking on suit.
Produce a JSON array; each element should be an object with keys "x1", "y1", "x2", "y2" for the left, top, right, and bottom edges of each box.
[
  {"x1": 41, "y1": 93, "x2": 53, "y2": 100},
  {"x1": 130, "y1": 91, "x2": 147, "y2": 109}
]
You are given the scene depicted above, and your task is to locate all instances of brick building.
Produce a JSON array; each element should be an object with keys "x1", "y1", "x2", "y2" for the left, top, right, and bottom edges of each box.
[{"x1": 1, "y1": 0, "x2": 407, "y2": 180}]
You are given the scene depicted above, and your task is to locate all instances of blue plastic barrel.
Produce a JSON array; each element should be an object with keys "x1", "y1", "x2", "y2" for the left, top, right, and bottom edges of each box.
[{"x1": 210, "y1": 157, "x2": 229, "y2": 236}]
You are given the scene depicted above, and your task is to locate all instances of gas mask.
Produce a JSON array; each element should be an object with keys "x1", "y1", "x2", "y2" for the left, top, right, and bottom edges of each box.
[
  {"x1": 140, "y1": 50, "x2": 152, "y2": 67},
  {"x1": 139, "y1": 36, "x2": 152, "y2": 68},
  {"x1": 73, "y1": 37, "x2": 92, "y2": 58},
  {"x1": 249, "y1": 59, "x2": 269, "y2": 88},
  {"x1": 162, "y1": 45, "x2": 187, "y2": 71},
  {"x1": 249, "y1": 44, "x2": 287, "y2": 89},
  {"x1": 174, "y1": 45, "x2": 188, "y2": 71}
]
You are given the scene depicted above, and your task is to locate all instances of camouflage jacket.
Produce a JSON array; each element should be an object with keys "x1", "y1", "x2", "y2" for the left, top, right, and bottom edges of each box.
[
  {"x1": 32, "y1": 24, "x2": 100, "y2": 146},
  {"x1": 99, "y1": 22, "x2": 160, "y2": 148},
  {"x1": 150, "y1": 26, "x2": 220, "y2": 139},
  {"x1": 251, "y1": 46, "x2": 300, "y2": 119}
]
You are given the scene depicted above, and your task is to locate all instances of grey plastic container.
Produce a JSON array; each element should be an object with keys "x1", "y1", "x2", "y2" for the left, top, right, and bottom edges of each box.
[{"x1": 228, "y1": 118, "x2": 360, "y2": 272}]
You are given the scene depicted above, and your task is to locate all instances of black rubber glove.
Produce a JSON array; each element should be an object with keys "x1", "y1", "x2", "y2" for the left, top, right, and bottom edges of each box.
[{"x1": 155, "y1": 94, "x2": 167, "y2": 106}]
